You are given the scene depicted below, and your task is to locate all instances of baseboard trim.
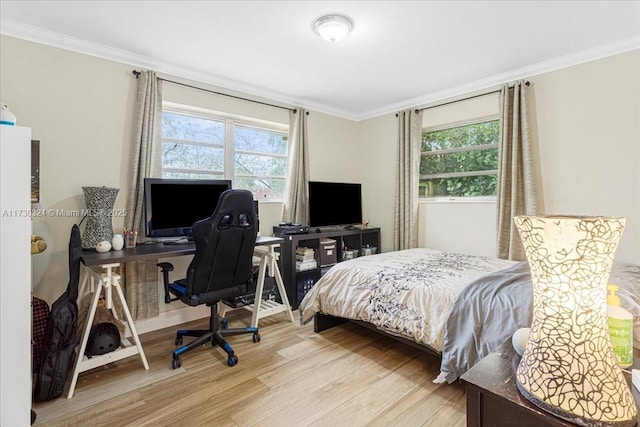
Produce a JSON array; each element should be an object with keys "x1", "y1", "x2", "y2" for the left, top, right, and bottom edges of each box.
[{"x1": 133, "y1": 305, "x2": 210, "y2": 336}]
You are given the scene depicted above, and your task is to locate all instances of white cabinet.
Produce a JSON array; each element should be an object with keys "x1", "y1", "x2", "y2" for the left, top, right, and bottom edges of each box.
[{"x1": 0, "y1": 125, "x2": 32, "y2": 427}]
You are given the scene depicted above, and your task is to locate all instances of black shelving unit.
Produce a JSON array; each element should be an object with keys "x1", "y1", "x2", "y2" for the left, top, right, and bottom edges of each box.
[{"x1": 278, "y1": 227, "x2": 381, "y2": 309}]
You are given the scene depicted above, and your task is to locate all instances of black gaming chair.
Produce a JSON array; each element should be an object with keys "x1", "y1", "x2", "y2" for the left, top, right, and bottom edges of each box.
[{"x1": 157, "y1": 189, "x2": 260, "y2": 369}]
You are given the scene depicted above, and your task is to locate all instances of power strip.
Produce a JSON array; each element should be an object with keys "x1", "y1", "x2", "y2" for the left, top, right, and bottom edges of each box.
[{"x1": 633, "y1": 369, "x2": 640, "y2": 392}]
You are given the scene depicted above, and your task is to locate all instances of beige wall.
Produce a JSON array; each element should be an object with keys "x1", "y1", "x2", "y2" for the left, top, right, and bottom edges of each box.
[
  {"x1": 1, "y1": 36, "x2": 137, "y2": 303},
  {"x1": 356, "y1": 114, "x2": 397, "y2": 252},
  {"x1": 531, "y1": 50, "x2": 639, "y2": 263},
  {"x1": 2, "y1": 34, "x2": 638, "y2": 311},
  {"x1": 0, "y1": 36, "x2": 359, "y2": 310},
  {"x1": 360, "y1": 50, "x2": 640, "y2": 264},
  {"x1": 358, "y1": 92, "x2": 503, "y2": 256}
]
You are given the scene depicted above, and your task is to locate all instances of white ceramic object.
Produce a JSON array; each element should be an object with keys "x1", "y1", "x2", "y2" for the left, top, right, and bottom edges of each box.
[
  {"x1": 512, "y1": 327, "x2": 531, "y2": 356},
  {"x1": 111, "y1": 234, "x2": 124, "y2": 250},
  {"x1": 96, "y1": 240, "x2": 112, "y2": 253},
  {"x1": 0, "y1": 103, "x2": 17, "y2": 126}
]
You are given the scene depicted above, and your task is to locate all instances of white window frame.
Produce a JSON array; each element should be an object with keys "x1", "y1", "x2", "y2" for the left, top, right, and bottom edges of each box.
[
  {"x1": 161, "y1": 101, "x2": 289, "y2": 200},
  {"x1": 420, "y1": 115, "x2": 500, "y2": 202}
]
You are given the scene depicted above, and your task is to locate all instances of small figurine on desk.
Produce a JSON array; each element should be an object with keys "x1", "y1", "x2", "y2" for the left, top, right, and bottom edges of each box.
[
  {"x1": 362, "y1": 219, "x2": 369, "y2": 228},
  {"x1": 112, "y1": 233, "x2": 124, "y2": 250},
  {"x1": 96, "y1": 240, "x2": 111, "y2": 253}
]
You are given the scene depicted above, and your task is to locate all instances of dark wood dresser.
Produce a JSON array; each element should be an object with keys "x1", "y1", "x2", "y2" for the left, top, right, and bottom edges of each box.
[{"x1": 460, "y1": 340, "x2": 640, "y2": 427}]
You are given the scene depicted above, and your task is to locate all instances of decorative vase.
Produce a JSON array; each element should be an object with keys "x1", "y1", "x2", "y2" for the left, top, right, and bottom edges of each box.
[
  {"x1": 514, "y1": 215, "x2": 636, "y2": 427},
  {"x1": 81, "y1": 186, "x2": 119, "y2": 250}
]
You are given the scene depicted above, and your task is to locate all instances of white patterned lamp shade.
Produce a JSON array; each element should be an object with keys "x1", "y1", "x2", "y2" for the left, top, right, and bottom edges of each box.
[{"x1": 514, "y1": 215, "x2": 637, "y2": 427}]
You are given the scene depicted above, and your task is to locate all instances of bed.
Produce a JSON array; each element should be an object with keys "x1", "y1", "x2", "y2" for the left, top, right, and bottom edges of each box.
[{"x1": 298, "y1": 248, "x2": 640, "y2": 383}]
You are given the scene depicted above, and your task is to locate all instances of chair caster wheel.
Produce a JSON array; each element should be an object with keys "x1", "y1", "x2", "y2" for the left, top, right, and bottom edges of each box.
[
  {"x1": 172, "y1": 357, "x2": 182, "y2": 369},
  {"x1": 252, "y1": 332, "x2": 261, "y2": 343},
  {"x1": 221, "y1": 318, "x2": 228, "y2": 329},
  {"x1": 227, "y1": 355, "x2": 238, "y2": 366},
  {"x1": 175, "y1": 336, "x2": 183, "y2": 345}
]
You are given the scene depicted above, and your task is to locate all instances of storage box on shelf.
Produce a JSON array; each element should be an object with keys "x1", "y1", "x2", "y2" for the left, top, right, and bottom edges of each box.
[
  {"x1": 278, "y1": 227, "x2": 381, "y2": 309},
  {"x1": 361, "y1": 245, "x2": 377, "y2": 256},
  {"x1": 319, "y1": 238, "x2": 337, "y2": 266},
  {"x1": 342, "y1": 249, "x2": 359, "y2": 260}
]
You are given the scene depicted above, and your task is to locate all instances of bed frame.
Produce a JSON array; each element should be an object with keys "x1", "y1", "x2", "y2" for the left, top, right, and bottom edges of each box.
[{"x1": 314, "y1": 312, "x2": 442, "y2": 358}]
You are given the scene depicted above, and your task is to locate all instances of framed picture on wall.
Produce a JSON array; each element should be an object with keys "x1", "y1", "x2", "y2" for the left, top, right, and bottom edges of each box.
[{"x1": 31, "y1": 139, "x2": 39, "y2": 205}]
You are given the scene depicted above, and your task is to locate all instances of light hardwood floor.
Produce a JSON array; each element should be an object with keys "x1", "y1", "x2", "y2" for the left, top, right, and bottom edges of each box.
[{"x1": 32, "y1": 310, "x2": 467, "y2": 426}]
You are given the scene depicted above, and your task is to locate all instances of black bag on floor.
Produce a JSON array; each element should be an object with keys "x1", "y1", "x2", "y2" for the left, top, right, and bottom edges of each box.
[
  {"x1": 33, "y1": 225, "x2": 83, "y2": 402},
  {"x1": 31, "y1": 296, "x2": 50, "y2": 374}
]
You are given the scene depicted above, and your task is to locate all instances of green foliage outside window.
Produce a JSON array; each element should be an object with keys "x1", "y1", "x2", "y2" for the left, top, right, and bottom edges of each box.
[{"x1": 420, "y1": 120, "x2": 499, "y2": 197}]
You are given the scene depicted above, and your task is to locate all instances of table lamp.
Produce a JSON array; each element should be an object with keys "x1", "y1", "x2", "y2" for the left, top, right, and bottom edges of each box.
[{"x1": 513, "y1": 215, "x2": 637, "y2": 427}]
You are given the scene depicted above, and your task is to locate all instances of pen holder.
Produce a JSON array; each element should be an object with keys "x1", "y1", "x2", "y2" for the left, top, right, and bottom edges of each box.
[{"x1": 125, "y1": 233, "x2": 137, "y2": 248}]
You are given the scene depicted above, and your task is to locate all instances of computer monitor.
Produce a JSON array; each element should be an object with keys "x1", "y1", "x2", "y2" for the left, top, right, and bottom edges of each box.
[
  {"x1": 308, "y1": 181, "x2": 362, "y2": 228},
  {"x1": 144, "y1": 178, "x2": 232, "y2": 239}
]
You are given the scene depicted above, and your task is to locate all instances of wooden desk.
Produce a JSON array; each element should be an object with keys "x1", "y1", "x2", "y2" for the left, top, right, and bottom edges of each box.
[
  {"x1": 68, "y1": 236, "x2": 292, "y2": 398},
  {"x1": 460, "y1": 340, "x2": 640, "y2": 427},
  {"x1": 80, "y1": 235, "x2": 283, "y2": 265}
]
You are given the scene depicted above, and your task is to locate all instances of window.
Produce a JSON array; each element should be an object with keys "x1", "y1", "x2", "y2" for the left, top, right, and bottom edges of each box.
[
  {"x1": 161, "y1": 105, "x2": 288, "y2": 199},
  {"x1": 234, "y1": 123, "x2": 288, "y2": 199},
  {"x1": 419, "y1": 119, "x2": 499, "y2": 198}
]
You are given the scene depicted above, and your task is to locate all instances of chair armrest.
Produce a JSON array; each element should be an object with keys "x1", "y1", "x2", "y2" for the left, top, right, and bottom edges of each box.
[
  {"x1": 157, "y1": 262, "x2": 174, "y2": 273},
  {"x1": 157, "y1": 262, "x2": 175, "y2": 304}
]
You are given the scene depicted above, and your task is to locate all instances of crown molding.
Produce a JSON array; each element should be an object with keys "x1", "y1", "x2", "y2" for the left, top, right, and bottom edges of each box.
[
  {"x1": 2, "y1": 19, "x2": 638, "y2": 122},
  {"x1": 357, "y1": 36, "x2": 640, "y2": 121},
  {"x1": 0, "y1": 19, "x2": 328, "y2": 116}
]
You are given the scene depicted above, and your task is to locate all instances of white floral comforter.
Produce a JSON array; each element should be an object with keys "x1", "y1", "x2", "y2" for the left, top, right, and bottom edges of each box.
[{"x1": 299, "y1": 248, "x2": 515, "y2": 351}]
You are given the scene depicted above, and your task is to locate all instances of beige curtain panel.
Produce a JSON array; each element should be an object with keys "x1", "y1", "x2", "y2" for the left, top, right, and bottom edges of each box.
[
  {"x1": 394, "y1": 109, "x2": 423, "y2": 250},
  {"x1": 496, "y1": 81, "x2": 538, "y2": 261},
  {"x1": 283, "y1": 108, "x2": 310, "y2": 225},
  {"x1": 124, "y1": 70, "x2": 163, "y2": 320}
]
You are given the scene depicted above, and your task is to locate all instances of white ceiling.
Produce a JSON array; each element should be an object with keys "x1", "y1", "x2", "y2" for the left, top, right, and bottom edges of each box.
[{"x1": 1, "y1": 1, "x2": 639, "y2": 120}]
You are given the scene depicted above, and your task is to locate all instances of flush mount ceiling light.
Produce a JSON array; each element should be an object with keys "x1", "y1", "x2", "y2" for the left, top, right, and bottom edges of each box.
[{"x1": 313, "y1": 14, "x2": 354, "y2": 43}]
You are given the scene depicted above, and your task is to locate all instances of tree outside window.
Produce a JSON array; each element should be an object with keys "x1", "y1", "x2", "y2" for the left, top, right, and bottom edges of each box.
[
  {"x1": 161, "y1": 108, "x2": 288, "y2": 199},
  {"x1": 234, "y1": 124, "x2": 287, "y2": 199},
  {"x1": 419, "y1": 119, "x2": 499, "y2": 198}
]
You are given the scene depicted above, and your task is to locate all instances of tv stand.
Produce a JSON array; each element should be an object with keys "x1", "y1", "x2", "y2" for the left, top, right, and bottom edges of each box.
[{"x1": 278, "y1": 227, "x2": 380, "y2": 309}]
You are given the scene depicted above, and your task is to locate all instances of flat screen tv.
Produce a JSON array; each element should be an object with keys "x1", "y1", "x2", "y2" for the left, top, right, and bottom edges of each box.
[
  {"x1": 144, "y1": 178, "x2": 232, "y2": 239},
  {"x1": 308, "y1": 181, "x2": 362, "y2": 228}
]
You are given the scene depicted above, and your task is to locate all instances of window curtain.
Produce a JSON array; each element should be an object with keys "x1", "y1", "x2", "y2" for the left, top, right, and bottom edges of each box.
[
  {"x1": 496, "y1": 81, "x2": 538, "y2": 260},
  {"x1": 123, "y1": 70, "x2": 163, "y2": 320},
  {"x1": 394, "y1": 109, "x2": 423, "y2": 250},
  {"x1": 283, "y1": 108, "x2": 309, "y2": 225}
]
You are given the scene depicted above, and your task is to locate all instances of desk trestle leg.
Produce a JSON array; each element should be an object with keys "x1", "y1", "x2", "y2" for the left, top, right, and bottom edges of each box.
[
  {"x1": 270, "y1": 249, "x2": 295, "y2": 324},
  {"x1": 67, "y1": 266, "x2": 149, "y2": 398},
  {"x1": 247, "y1": 246, "x2": 295, "y2": 327}
]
